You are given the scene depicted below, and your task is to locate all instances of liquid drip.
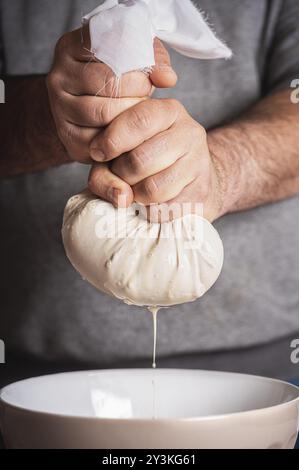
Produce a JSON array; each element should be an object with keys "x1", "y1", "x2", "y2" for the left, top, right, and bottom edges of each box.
[
  {"x1": 147, "y1": 306, "x2": 160, "y2": 420},
  {"x1": 148, "y1": 307, "x2": 159, "y2": 369}
]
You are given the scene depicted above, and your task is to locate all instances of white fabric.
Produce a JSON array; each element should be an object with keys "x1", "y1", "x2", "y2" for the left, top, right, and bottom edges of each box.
[
  {"x1": 83, "y1": 0, "x2": 232, "y2": 76},
  {"x1": 62, "y1": 191, "x2": 224, "y2": 308}
]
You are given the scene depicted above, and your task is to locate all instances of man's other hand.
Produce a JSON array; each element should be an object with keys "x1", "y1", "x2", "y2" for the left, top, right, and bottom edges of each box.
[
  {"x1": 89, "y1": 99, "x2": 224, "y2": 221},
  {"x1": 46, "y1": 26, "x2": 177, "y2": 169}
]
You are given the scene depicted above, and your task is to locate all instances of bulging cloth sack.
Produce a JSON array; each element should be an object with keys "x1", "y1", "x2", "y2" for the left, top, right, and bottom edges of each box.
[{"x1": 62, "y1": 191, "x2": 224, "y2": 307}]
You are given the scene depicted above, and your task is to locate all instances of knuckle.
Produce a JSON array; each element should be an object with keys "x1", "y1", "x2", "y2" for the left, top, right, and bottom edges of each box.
[
  {"x1": 154, "y1": 133, "x2": 169, "y2": 154},
  {"x1": 60, "y1": 123, "x2": 76, "y2": 143},
  {"x1": 129, "y1": 107, "x2": 152, "y2": 130},
  {"x1": 141, "y1": 177, "x2": 159, "y2": 201},
  {"x1": 126, "y1": 72, "x2": 151, "y2": 97},
  {"x1": 123, "y1": 72, "x2": 135, "y2": 95},
  {"x1": 110, "y1": 159, "x2": 123, "y2": 178},
  {"x1": 193, "y1": 122, "x2": 207, "y2": 140},
  {"x1": 92, "y1": 101, "x2": 107, "y2": 125},
  {"x1": 103, "y1": 68, "x2": 117, "y2": 97},
  {"x1": 55, "y1": 33, "x2": 71, "y2": 56},
  {"x1": 152, "y1": 98, "x2": 184, "y2": 121},
  {"x1": 104, "y1": 131, "x2": 121, "y2": 156},
  {"x1": 164, "y1": 98, "x2": 183, "y2": 113},
  {"x1": 129, "y1": 147, "x2": 149, "y2": 173},
  {"x1": 59, "y1": 125, "x2": 82, "y2": 160},
  {"x1": 88, "y1": 168, "x2": 108, "y2": 196},
  {"x1": 88, "y1": 171, "x2": 97, "y2": 193},
  {"x1": 46, "y1": 70, "x2": 61, "y2": 91},
  {"x1": 164, "y1": 98, "x2": 178, "y2": 108},
  {"x1": 198, "y1": 178, "x2": 210, "y2": 200}
]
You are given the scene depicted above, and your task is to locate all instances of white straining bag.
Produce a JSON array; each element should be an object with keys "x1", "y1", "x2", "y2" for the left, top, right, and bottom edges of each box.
[
  {"x1": 62, "y1": 191, "x2": 224, "y2": 307},
  {"x1": 83, "y1": 0, "x2": 232, "y2": 77}
]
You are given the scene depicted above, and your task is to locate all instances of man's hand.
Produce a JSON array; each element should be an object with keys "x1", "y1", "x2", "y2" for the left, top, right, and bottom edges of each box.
[
  {"x1": 46, "y1": 27, "x2": 177, "y2": 166},
  {"x1": 88, "y1": 98, "x2": 224, "y2": 221}
]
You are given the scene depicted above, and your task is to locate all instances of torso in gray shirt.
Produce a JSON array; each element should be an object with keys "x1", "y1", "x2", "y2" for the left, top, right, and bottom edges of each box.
[{"x1": 1, "y1": 0, "x2": 299, "y2": 367}]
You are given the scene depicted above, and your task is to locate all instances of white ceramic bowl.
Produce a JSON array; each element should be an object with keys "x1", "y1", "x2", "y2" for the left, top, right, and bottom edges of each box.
[{"x1": 1, "y1": 369, "x2": 298, "y2": 449}]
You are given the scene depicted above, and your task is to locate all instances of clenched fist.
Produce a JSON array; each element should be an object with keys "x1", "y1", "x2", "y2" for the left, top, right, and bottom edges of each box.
[
  {"x1": 89, "y1": 98, "x2": 224, "y2": 222},
  {"x1": 46, "y1": 26, "x2": 177, "y2": 165}
]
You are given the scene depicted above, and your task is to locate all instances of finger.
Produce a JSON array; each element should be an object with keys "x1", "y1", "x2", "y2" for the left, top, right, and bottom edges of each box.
[
  {"x1": 90, "y1": 98, "x2": 180, "y2": 162},
  {"x1": 62, "y1": 60, "x2": 152, "y2": 98},
  {"x1": 88, "y1": 163, "x2": 134, "y2": 207},
  {"x1": 63, "y1": 93, "x2": 146, "y2": 127},
  {"x1": 111, "y1": 124, "x2": 191, "y2": 185},
  {"x1": 133, "y1": 153, "x2": 200, "y2": 205},
  {"x1": 54, "y1": 27, "x2": 94, "y2": 69},
  {"x1": 56, "y1": 121, "x2": 99, "y2": 163},
  {"x1": 62, "y1": 29, "x2": 177, "y2": 90},
  {"x1": 150, "y1": 38, "x2": 178, "y2": 89},
  {"x1": 55, "y1": 26, "x2": 93, "y2": 63}
]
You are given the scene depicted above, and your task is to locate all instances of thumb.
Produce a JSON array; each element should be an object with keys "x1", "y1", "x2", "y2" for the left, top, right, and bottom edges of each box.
[{"x1": 150, "y1": 38, "x2": 178, "y2": 88}]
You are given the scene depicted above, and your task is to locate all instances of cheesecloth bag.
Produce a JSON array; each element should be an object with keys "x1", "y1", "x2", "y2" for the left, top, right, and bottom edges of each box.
[{"x1": 82, "y1": 0, "x2": 232, "y2": 76}]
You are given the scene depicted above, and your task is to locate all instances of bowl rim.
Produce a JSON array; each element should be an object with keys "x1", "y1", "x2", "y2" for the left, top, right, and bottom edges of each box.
[{"x1": 1, "y1": 368, "x2": 299, "y2": 424}]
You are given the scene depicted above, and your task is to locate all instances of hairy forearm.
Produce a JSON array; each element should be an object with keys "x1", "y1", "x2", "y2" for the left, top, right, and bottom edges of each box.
[
  {"x1": 208, "y1": 89, "x2": 299, "y2": 217},
  {"x1": 0, "y1": 75, "x2": 69, "y2": 179}
]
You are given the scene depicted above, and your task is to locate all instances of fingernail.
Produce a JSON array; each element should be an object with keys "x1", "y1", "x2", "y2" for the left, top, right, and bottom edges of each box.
[{"x1": 90, "y1": 148, "x2": 106, "y2": 161}]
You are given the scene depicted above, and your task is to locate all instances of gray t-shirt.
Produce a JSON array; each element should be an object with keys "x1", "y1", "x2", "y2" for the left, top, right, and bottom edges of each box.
[{"x1": 1, "y1": 0, "x2": 299, "y2": 367}]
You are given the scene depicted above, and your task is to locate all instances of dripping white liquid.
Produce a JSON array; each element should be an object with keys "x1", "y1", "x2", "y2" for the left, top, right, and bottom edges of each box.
[
  {"x1": 148, "y1": 306, "x2": 159, "y2": 420},
  {"x1": 148, "y1": 307, "x2": 159, "y2": 369}
]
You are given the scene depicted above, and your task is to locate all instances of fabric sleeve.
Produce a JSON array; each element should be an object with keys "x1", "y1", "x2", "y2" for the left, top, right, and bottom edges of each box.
[{"x1": 263, "y1": 0, "x2": 299, "y2": 94}]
